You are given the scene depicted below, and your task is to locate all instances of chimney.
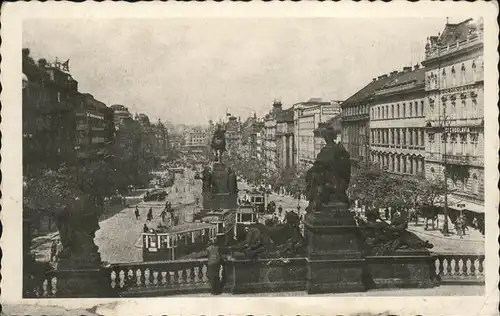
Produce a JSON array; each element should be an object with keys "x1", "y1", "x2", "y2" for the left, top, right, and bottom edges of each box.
[
  {"x1": 372, "y1": 78, "x2": 377, "y2": 82},
  {"x1": 380, "y1": 74, "x2": 388, "y2": 79},
  {"x1": 390, "y1": 71, "x2": 398, "y2": 76},
  {"x1": 403, "y1": 66, "x2": 412, "y2": 72},
  {"x1": 414, "y1": 64, "x2": 420, "y2": 70}
]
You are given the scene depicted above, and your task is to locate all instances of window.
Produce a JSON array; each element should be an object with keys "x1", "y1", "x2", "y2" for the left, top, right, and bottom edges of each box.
[
  {"x1": 451, "y1": 134, "x2": 457, "y2": 155},
  {"x1": 472, "y1": 173, "x2": 478, "y2": 194},
  {"x1": 472, "y1": 61, "x2": 477, "y2": 82},
  {"x1": 452, "y1": 101, "x2": 458, "y2": 119},
  {"x1": 460, "y1": 63, "x2": 466, "y2": 84},
  {"x1": 471, "y1": 133, "x2": 478, "y2": 155},
  {"x1": 461, "y1": 100, "x2": 467, "y2": 119},
  {"x1": 442, "y1": 102, "x2": 447, "y2": 116},
  {"x1": 378, "y1": 107, "x2": 381, "y2": 118},
  {"x1": 402, "y1": 103, "x2": 406, "y2": 117},
  {"x1": 391, "y1": 104, "x2": 394, "y2": 118},
  {"x1": 396, "y1": 104, "x2": 400, "y2": 118},
  {"x1": 451, "y1": 66, "x2": 456, "y2": 86},
  {"x1": 420, "y1": 130, "x2": 425, "y2": 147},
  {"x1": 409, "y1": 129, "x2": 413, "y2": 145},
  {"x1": 442, "y1": 68, "x2": 447, "y2": 88},
  {"x1": 409, "y1": 102, "x2": 413, "y2": 117},
  {"x1": 472, "y1": 99, "x2": 478, "y2": 118},
  {"x1": 429, "y1": 133, "x2": 435, "y2": 152},
  {"x1": 460, "y1": 133, "x2": 467, "y2": 155}
]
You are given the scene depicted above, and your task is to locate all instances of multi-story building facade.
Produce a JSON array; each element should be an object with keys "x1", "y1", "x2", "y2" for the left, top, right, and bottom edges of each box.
[
  {"x1": 341, "y1": 74, "x2": 397, "y2": 172},
  {"x1": 370, "y1": 66, "x2": 427, "y2": 176},
  {"x1": 73, "y1": 93, "x2": 112, "y2": 160},
  {"x1": 294, "y1": 98, "x2": 342, "y2": 166},
  {"x1": 22, "y1": 51, "x2": 80, "y2": 171},
  {"x1": 275, "y1": 107, "x2": 295, "y2": 169},
  {"x1": 263, "y1": 100, "x2": 282, "y2": 171},
  {"x1": 226, "y1": 116, "x2": 241, "y2": 157},
  {"x1": 110, "y1": 104, "x2": 132, "y2": 127},
  {"x1": 422, "y1": 18, "x2": 484, "y2": 215}
]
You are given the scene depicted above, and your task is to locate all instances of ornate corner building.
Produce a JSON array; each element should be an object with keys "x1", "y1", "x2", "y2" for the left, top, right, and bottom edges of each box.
[{"x1": 422, "y1": 18, "x2": 484, "y2": 215}]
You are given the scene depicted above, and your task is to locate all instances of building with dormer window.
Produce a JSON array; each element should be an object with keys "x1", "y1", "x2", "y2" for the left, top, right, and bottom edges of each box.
[{"x1": 422, "y1": 18, "x2": 484, "y2": 218}]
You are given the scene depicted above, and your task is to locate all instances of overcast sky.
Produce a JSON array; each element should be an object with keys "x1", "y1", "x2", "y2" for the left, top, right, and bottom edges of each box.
[{"x1": 23, "y1": 18, "x2": 454, "y2": 125}]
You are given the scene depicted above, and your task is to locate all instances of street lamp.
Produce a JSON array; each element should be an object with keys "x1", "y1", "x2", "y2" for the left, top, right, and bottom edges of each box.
[{"x1": 435, "y1": 111, "x2": 452, "y2": 235}]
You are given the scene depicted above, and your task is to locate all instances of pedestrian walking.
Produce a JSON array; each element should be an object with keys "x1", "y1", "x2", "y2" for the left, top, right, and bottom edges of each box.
[
  {"x1": 135, "y1": 206, "x2": 140, "y2": 220},
  {"x1": 143, "y1": 223, "x2": 149, "y2": 233},
  {"x1": 206, "y1": 239, "x2": 223, "y2": 295},
  {"x1": 147, "y1": 208, "x2": 153, "y2": 222},
  {"x1": 161, "y1": 209, "x2": 167, "y2": 223}
]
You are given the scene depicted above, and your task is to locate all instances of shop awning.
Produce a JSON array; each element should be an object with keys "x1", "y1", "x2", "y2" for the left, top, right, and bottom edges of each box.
[{"x1": 442, "y1": 196, "x2": 485, "y2": 214}]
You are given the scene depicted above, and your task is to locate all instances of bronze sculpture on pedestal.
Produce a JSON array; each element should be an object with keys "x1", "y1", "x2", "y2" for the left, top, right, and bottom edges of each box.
[
  {"x1": 211, "y1": 124, "x2": 226, "y2": 162},
  {"x1": 305, "y1": 119, "x2": 351, "y2": 213}
]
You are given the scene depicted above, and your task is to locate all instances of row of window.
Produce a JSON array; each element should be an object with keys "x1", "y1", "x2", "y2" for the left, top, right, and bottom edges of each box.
[
  {"x1": 426, "y1": 58, "x2": 482, "y2": 90},
  {"x1": 428, "y1": 97, "x2": 480, "y2": 120},
  {"x1": 371, "y1": 128, "x2": 425, "y2": 147},
  {"x1": 371, "y1": 153, "x2": 425, "y2": 175},
  {"x1": 372, "y1": 100, "x2": 425, "y2": 120},
  {"x1": 429, "y1": 168, "x2": 481, "y2": 195},
  {"x1": 428, "y1": 132, "x2": 480, "y2": 156},
  {"x1": 343, "y1": 104, "x2": 370, "y2": 117}
]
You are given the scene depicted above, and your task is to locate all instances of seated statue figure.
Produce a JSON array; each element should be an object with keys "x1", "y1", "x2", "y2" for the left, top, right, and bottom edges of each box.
[
  {"x1": 306, "y1": 120, "x2": 351, "y2": 213},
  {"x1": 359, "y1": 208, "x2": 433, "y2": 256}
]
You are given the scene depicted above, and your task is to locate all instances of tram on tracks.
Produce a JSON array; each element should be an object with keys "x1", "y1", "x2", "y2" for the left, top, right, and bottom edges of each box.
[
  {"x1": 234, "y1": 205, "x2": 258, "y2": 241},
  {"x1": 193, "y1": 209, "x2": 236, "y2": 245},
  {"x1": 239, "y1": 189, "x2": 266, "y2": 213},
  {"x1": 142, "y1": 222, "x2": 217, "y2": 261}
]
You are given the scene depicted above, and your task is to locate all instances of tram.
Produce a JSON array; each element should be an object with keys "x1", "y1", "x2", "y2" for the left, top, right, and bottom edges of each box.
[
  {"x1": 234, "y1": 205, "x2": 258, "y2": 241},
  {"x1": 196, "y1": 209, "x2": 236, "y2": 245},
  {"x1": 142, "y1": 222, "x2": 217, "y2": 261}
]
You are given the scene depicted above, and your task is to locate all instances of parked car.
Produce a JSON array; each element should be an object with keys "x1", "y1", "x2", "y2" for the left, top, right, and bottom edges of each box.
[{"x1": 144, "y1": 189, "x2": 168, "y2": 202}]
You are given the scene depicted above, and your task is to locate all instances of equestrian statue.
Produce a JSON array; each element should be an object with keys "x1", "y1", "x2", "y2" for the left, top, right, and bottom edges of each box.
[{"x1": 211, "y1": 124, "x2": 227, "y2": 162}]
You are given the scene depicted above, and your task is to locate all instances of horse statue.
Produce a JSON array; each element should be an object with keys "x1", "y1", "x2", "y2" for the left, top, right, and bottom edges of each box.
[{"x1": 211, "y1": 124, "x2": 226, "y2": 162}]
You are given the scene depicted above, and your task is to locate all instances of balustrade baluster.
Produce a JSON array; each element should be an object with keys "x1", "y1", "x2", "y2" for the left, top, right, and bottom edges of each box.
[
  {"x1": 177, "y1": 270, "x2": 184, "y2": 285},
  {"x1": 478, "y1": 258, "x2": 484, "y2": 275},
  {"x1": 442, "y1": 259, "x2": 449, "y2": 276},
  {"x1": 136, "y1": 269, "x2": 143, "y2": 287},
  {"x1": 202, "y1": 264, "x2": 208, "y2": 283},
  {"x1": 110, "y1": 270, "x2": 117, "y2": 289},
  {"x1": 144, "y1": 269, "x2": 151, "y2": 286},
  {"x1": 465, "y1": 258, "x2": 473, "y2": 276},
  {"x1": 51, "y1": 277, "x2": 57, "y2": 296},
  {"x1": 42, "y1": 279, "x2": 49, "y2": 297},
  {"x1": 186, "y1": 267, "x2": 192, "y2": 284},
  {"x1": 153, "y1": 271, "x2": 159, "y2": 286},
  {"x1": 194, "y1": 266, "x2": 200, "y2": 283},
  {"x1": 119, "y1": 270, "x2": 126, "y2": 288},
  {"x1": 127, "y1": 269, "x2": 134, "y2": 287},
  {"x1": 456, "y1": 258, "x2": 463, "y2": 276},
  {"x1": 169, "y1": 271, "x2": 176, "y2": 284},
  {"x1": 161, "y1": 271, "x2": 167, "y2": 285}
]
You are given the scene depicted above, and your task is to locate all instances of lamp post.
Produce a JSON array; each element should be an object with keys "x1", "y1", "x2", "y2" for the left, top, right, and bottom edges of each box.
[{"x1": 437, "y1": 112, "x2": 452, "y2": 235}]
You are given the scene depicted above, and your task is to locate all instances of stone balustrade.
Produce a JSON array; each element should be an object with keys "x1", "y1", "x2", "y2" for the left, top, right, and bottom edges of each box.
[
  {"x1": 108, "y1": 258, "x2": 217, "y2": 297},
  {"x1": 433, "y1": 254, "x2": 485, "y2": 285},
  {"x1": 27, "y1": 253, "x2": 485, "y2": 297}
]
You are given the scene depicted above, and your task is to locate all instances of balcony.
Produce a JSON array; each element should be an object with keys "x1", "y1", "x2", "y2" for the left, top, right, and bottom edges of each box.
[
  {"x1": 444, "y1": 154, "x2": 470, "y2": 165},
  {"x1": 425, "y1": 32, "x2": 483, "y2": 60}
]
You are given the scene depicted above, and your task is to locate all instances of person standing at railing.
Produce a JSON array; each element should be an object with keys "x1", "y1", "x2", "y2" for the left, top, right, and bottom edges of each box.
[{"x1": 206, "y1": 239, "x2": 223, "y2": 295}]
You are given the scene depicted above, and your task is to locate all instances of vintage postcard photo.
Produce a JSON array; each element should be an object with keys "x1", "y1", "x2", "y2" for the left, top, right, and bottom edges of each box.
[{"x1": 1, "y1": 2, "x2": 498, "y2": 316}]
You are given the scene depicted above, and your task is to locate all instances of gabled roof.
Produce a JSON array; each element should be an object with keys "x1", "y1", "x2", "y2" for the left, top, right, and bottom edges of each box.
[{"x1": 342, "y1": 74, "x2": 398, "y2": 107}]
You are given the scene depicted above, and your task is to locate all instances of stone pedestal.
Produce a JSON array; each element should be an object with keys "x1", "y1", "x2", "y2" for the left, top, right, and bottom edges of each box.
[
  {"x1": 365, "y1": 249, "x2": 435, "y2": 289},
  {"x1": 304, "y1": 201, "x2": 366, "y2": 294},
  {"x1": 55, "y1": 260, "x2": 115, "y2": 298}
]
